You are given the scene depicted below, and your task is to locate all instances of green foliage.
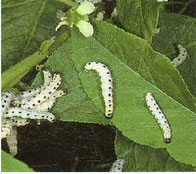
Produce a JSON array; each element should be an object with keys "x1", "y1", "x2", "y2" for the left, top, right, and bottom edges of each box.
[
  {"x1": 1, "y1": 150, "x2": 34, "y2": 172},
  {"x1": 1, "y1": 0, "x2": 63, "y2": 72},
  {"x1": 152, "y1": 12, "x2": 196, "y2": 97},
  {"x1": 116, "y1": 0, "x2": 164, "y2": 43},
  {"x1": 115, "y1": 131, "x2": 193, "y2": 171},
  {"x1": 31, "y1": 30, "x2": 196, "y2": 167}
]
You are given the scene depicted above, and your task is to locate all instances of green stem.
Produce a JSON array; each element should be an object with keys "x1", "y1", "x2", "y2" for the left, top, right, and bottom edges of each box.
[
  {"x1": 2, "y1": 51, "x2": 47, "y2": 90},
  {"x1": 180, "y1": 0, "x2": 195, "y2": 14}
]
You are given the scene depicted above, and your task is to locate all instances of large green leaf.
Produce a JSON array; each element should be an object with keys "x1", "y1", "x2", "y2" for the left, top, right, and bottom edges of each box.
[
  {"x1": 1, "y1": 0, "x2": 63, "y2": 72},
  {"x1": 115, "y1": 131, "x2": 193, "y2": 171},
  {"x1": 32, "y1": 29, "x2": 196, "y2": 166},
  {"x1": 93, "y1": 20, "x2": 195, "y2": 112},
  {"x1": 1, "y1": 150, "x2": 34, "y2": 172},
  {"x1": 116, "y1": 0, "x2": 165, "y2": 43},
  {"x1": 152, "y1": 12, "x2": 196, "y2": 97}
]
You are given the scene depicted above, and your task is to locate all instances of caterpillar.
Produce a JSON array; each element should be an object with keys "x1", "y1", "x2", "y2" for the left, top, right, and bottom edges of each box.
[
  {"x1": 110, "y1": 159, "x2": 125, "y2": 172},
  {"x1": 84, "y1": 61, "x2": 113, "y2": 118},
  {"x1": 6, "y1": 127, "x2": 18, "y2": 156},
  {"x1": 1, "y1": 118, "x2": 30, "y2": 139},
  {"x1": 4, "y1": 108, "x2": 55, "y2": 122},
  {"x1": 35, "y1": 90, "x2": 67, "y2": 112},
  {"x1": 1, "y1": 91, "x2": 15, "y2": 114},
  {"x1": 145, "y1": 93, "x2": 171, "y2": 143},
  {"x1": 172, "y1": 44, "x2": 188, "y2": 67},
  {"x1": 22, "y1": 73, "x2": 61, "y2": 110}
]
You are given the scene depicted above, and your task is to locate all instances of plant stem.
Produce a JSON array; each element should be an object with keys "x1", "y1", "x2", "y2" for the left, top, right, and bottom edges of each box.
[{"x1": 180, "y1": 0, "x2": 195, "y2": 14}]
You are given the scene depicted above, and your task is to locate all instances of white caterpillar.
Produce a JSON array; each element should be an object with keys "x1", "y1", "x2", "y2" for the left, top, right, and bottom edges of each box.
[
  {"x1": 145, "y1": 93, "x2": 171, "y2": 143},
  {"x1": 22, "y1": 73, "x2": 61, "y2": 110},
  {"x1": 6, "y1": 127, "x2": 18, "y2": 156},
  {"x1": 172, "y1": 44, "x2": 188, "y2": 67},
  {"x1": 85, "y1": 62, "x2": 113, "y2": 118},
  {"x1": 35, "y1": 89, "x2": 67, "y2": 112},
  {"x1": 1, "y1": 91, "x2": 15, "y2": 114},
  {"x1": 110, "y1": 159, "x2": 125, "y2": 172},
  {"x1": 4, "y1": 108, "x2": 55, "y2": 122}
]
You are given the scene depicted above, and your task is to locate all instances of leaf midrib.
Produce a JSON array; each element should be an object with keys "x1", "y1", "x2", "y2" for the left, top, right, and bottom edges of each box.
[{"x1": 22, "y1": 0, "x2": 48, "y2": 57}]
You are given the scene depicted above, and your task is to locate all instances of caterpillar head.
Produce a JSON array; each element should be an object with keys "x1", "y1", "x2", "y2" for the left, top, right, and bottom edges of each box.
[
  {"x1": 164, "y1": 138, "x2": 171, "y2": 144},
  {"x1": 84, "y1": 62, "x2": 92, "y2": 71}
]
